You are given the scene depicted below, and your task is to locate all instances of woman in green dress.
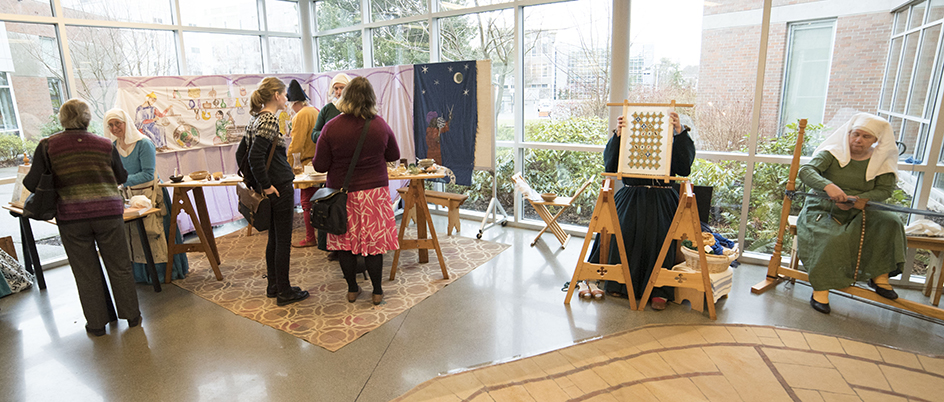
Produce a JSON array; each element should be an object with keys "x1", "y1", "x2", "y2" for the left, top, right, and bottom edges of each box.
[{"x1": 797, "y1": 112, "x2": 904, "y2": 314}]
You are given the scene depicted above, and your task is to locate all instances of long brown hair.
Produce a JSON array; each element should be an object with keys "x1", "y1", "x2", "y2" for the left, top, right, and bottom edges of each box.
[
  {"x1": 250, "y1": 77, "x2": 286, "y2": 116},
  {"x1": 335, "y1": 77, "x2": 378, "y2": 119}
]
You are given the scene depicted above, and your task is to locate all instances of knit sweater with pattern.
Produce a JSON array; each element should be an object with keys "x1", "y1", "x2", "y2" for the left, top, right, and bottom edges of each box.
[{"x1": 24, "y1": 129, "x2": 128, "y2": 223}]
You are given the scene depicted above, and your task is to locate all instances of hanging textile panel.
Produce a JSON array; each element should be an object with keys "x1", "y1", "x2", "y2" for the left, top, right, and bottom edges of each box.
[{"x1": 413, "y1": 61, "x2": 478, "y2": 186}]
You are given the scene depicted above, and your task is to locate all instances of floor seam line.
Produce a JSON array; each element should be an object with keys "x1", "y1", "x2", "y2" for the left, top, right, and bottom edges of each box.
[{"x1": 355, "y1": 307, "x2": 412, "y2": 402}]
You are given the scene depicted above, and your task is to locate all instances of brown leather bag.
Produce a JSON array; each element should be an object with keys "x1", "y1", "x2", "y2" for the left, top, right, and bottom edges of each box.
[{"x1": 236, "y1": 135, "x2": 277, "y2": 231}]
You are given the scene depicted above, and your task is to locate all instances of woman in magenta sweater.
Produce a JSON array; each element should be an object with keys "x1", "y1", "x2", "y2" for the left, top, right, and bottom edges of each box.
[{"x1": 313, "y1": 77, "x2": 400, "y2": 305}]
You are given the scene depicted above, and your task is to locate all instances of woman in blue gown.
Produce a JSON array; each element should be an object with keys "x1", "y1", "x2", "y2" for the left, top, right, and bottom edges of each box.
[{"x1": 104, "y1": 108, "x2": 189, "y2": 283}]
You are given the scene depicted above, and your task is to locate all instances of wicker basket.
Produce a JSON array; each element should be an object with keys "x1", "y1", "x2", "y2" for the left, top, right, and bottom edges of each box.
[{"x1": 680, "y1": 245, "x2": 739, "y2": 274}]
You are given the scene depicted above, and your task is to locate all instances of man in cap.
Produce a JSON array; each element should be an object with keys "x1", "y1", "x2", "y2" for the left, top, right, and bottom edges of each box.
[{"x1": 286, "y1": 79, "x2": 322, "y2": 248}]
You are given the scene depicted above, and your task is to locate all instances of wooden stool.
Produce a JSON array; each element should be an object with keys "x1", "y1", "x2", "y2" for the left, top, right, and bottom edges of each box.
[{"x1": 397, "y1": 188, "x2": 468, "y2": 235}]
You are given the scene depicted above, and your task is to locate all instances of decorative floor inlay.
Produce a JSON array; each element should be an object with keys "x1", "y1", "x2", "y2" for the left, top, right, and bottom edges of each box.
[{"x1": 393, "y1": 324, "x2": 944, "y2": 401}]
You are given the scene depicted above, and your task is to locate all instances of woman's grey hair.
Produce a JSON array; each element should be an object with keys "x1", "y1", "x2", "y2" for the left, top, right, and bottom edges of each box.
[{"x1": 59, "y1": 98, "x2": 92, "y2": 130}]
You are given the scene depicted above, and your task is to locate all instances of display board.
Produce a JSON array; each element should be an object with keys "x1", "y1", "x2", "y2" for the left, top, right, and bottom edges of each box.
[{"x1": 617, "y1": 105, "x2": 674, "y2": 178}]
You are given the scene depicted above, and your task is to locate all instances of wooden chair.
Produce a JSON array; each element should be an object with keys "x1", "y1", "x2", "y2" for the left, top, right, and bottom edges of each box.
[{"x1": 512, "y1": 173, "x2": 593, "y2": 248}]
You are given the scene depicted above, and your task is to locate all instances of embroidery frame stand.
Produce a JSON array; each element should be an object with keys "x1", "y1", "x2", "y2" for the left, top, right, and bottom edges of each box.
[
  {"x1": 637, "y1": 180, "x2": 717, "y2": 319},
  {"x1": 566, "y1": 100, "x2": 692, "y2": 306}
]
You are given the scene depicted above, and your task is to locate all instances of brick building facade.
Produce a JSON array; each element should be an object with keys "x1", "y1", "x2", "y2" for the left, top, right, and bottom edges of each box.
[{"x1": 698, "y1": 0, "x2": 897, "y2": 150}]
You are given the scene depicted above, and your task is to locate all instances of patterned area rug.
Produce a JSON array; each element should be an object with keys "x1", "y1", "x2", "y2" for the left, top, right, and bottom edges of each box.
[
  {"x1": 393, "y1": 324, "x2": 944, "y2": 401},
  {"x1": 175, "y1": 220, "x2": 509, "y2": 352}
]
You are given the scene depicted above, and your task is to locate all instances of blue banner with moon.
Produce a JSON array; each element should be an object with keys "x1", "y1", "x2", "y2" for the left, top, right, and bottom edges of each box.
[{"x1": 413, "y1": 61, "x2": 477, "y2": 186}]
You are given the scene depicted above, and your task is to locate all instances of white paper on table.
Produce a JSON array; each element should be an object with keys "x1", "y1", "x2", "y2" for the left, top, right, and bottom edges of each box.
[{"x1": 905, "y1": 219, "x2": 944, "y2": 237}]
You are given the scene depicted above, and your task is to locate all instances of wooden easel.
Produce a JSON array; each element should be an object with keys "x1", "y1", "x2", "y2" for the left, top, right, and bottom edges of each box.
[
  {"x1": 566, "y1": 100, "x2": 696, "y2": 306},
  {"x1": 752, "y1": 119, "x2": 944, "y2": 321},
  {"x1": 637, "y1": 181, "x2": 717, "y2": 319},
  {"x1": 565, "y1": 176, "x2": 636, "y2": 308}
]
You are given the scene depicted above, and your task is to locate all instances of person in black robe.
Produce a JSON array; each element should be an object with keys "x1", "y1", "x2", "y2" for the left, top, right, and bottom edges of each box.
[{"x1": 587, "y1": 111, "x2": 696, "y2": 309}]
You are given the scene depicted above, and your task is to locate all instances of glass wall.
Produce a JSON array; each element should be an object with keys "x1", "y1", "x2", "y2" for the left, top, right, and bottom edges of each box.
[
  {"x1": 69, "y1": 27, "x2": 179, "y2": 121},
  {"x1": 0, "y1": 0, "x2": 303, "y2": 139},
  {"x1": 4, "y1": 1, "x2": 944, "y2": 285},
  {"x1": 0, "y1": 22, "x2": 65, "y2": 141}
]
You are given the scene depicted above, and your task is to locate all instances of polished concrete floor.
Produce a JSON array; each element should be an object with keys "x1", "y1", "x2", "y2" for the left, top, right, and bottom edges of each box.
[{"x1": 1, "y1": 215, "x2": 943, "y2": 401}]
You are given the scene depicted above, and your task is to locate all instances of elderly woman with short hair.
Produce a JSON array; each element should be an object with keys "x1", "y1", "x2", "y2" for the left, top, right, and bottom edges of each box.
[{"x1": 24, "y1": 99, "x2": 141, "y2": 336}]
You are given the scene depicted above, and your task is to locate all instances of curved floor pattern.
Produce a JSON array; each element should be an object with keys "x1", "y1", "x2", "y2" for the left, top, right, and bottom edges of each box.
[
  {"x1": 393, "y1": 324, "x2": 944, "y2": 402},
  {"x1": 176, "y1": 223, "x2": 508, "y2": 352}
]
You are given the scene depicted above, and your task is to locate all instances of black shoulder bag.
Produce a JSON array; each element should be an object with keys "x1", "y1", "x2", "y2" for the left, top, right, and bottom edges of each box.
[
  {"x1": 309, "y1": 118, "x2": 372, "y2": 235},
  {"x1": 236, "y1": 135, "x2": 277, "y2": 231},
  {"x1": 23, "y1": 139, "x2": 58, "y2": 221}
]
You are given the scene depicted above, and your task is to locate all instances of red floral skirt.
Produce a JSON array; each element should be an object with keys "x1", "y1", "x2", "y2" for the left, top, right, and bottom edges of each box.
[{"x1": 326, "y1": 186, "x2": 399, "y2": 255}]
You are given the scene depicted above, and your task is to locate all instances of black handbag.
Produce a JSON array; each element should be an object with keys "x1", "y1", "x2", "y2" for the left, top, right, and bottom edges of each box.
[
  {"x1": 22, "y1": 140, "x2": 58, "y2": 221},
  {"x1": 309, "y1": 118, "x2": 372, "y2": 235},
  {"x1": 236, "y1": 135, "x2": 277, "y2": 231}
]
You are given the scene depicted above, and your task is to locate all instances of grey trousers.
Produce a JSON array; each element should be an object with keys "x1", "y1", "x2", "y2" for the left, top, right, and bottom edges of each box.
[{"x1": 59, "y1": 217, "x2": 140, "y2": 328}]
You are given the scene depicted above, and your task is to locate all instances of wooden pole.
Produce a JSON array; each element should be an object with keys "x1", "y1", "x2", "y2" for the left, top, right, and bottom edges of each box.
[{"x1": 753, "y1": 119, "x2": 806, "y2": 294}]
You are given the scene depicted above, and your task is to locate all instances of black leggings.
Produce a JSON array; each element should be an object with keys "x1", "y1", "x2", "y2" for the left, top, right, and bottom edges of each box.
[
  {"x1": 337, "y1": 251, "x2": 383, "y2": 295},
  {"x1": 266, "y1": 181, "x2": 295, "y2": 293}
]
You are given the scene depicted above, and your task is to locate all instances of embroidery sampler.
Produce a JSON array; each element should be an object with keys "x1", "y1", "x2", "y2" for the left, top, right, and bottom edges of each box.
[{"x1": 618, "y1": 106, "x2": 673, "y2": 177}]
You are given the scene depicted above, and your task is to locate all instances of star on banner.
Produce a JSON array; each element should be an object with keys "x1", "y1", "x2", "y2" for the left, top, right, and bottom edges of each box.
[
  {"x1": 448, "y1": 66, "x2": 453, "y2": 72},
  {"x1": 463, "y1": 89, "x2": 469, "y2": 96},
  {"x1": 421, "y1": 66, "x2": 429, "y2": 73},
  {"x1": 434, "y1": 80, "x2": 439, "y2": 85}
]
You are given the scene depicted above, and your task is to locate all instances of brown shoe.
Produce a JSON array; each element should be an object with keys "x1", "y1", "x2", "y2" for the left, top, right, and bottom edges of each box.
[
  {"x1": 327, "y1": 251, "x2": 339, "y2": 261},
  {"x1": 651, "y1": 297, "x2": 667, "y2": 311},
  {"x1": 292, "y1": 239, "x2": 317, "y2": 248},
  {"x1": 347, "y1": 287, "x2": 361, "y2": 303},
  {"x1": 372, "y1": 292, "x2": 384, "y2": 305}
]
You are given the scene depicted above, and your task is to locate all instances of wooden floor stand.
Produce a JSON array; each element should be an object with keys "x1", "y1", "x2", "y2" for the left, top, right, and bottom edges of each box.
[
  {"x1": 390, "y1": 179, "x2": 448, "y2": 281},
  {"x1": 638, "y1": 182, "x2": 716, "y2": 320},
  {"x1": 565, "y1": 177, "x2": 636, "y2": 309}
]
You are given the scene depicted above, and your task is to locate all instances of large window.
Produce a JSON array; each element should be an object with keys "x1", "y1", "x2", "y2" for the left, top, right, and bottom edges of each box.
[
  {"x1": 61, "y1": 0, "x2": 174, "y2": 24},
  {"x1": 269, "y1": 36, "x2": 303, "y2": 73},
  {"x1": 880, "y1": 0, "x2": 943, "y2": 163},
  {"x1": 179, "y1": 0, "x2": 260, "y2": 30},
  {"x1": 523, "y1": 0, "x2": 613, "y2": 140},
  {"x1": 779, "y1": 20, "x2": 835, "y2": 131},
  {"x1": 1, "y1": 22, "x2": 65, "y2": 140},
  {"x1": 318, "y1": 31, "x2": 363, "y2": 71},
  {"x1": 69, "y1": 27, "x2": 179, "y2": 120},
  {"x1": 372, "y1": 21, "x2": 430, "y2": 66},
  {"x1": 184, "y1": 33, "x2": 262, "y2": 75},
  {"x1": 315, "y1": 0, "x2": 362, "y2": 31}
]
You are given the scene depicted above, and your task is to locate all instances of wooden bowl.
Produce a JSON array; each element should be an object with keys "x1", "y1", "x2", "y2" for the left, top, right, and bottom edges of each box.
[
  {"x1": 169, "y1": 175, "x2": 184, "y2": 183},
  {"x1": 541, "y1": 193, "x2": 557, "y2": 202},
  {"x1": 418, "y1": 158, "x2": 435, "y2": 168},
  {"x1": 189, "y1": 170, "x2": 209, "y2": 181}
]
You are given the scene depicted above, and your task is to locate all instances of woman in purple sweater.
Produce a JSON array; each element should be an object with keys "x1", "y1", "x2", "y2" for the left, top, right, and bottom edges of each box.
[
  {"x1": 25, "y1": 99, "x2": 140, "y2": 336},
  {"x1": 313, "y1": 77, "x2": 400, "y2": 305}
]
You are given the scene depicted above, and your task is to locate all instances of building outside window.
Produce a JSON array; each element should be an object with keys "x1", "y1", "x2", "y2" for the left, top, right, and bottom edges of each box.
[{"x1": 779, "y1": 19, "x2": 836, "y2": 132}]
